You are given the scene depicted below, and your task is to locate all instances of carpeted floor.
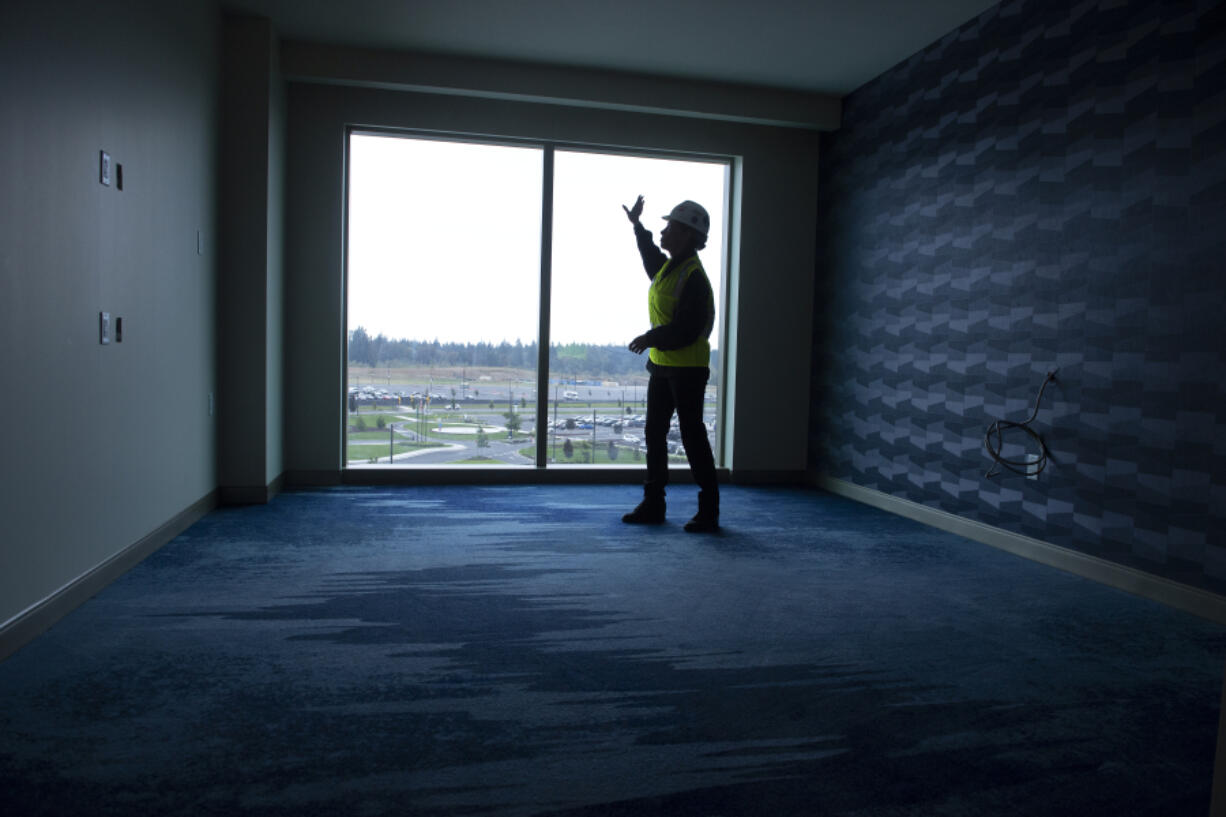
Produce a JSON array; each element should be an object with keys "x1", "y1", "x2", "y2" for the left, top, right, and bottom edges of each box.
[{"x1": 1, "y1": 485, "x2": 1222, "y2": 816}]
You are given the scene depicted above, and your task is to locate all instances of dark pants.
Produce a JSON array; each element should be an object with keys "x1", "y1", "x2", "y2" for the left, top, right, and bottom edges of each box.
[{"x1": 644, "y1": 369, "x2": 718, "y2": 500}]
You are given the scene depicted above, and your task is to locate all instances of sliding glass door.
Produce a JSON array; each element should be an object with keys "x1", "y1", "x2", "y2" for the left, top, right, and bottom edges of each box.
[
  {"x1": 547, "y1": 150, "x2": 727, "y2": 465},
  {"x1": 345, "y1": 134, "x2": 542, "y2": 466},
  {"x1": 344, "y1": 132, "x2": 728, "y2": 469}
]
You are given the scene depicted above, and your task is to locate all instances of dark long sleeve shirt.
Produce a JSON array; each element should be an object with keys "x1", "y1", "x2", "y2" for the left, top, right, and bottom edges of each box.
[{"x1": 633, "y1": 222, "x2": 714, "y2": 372}]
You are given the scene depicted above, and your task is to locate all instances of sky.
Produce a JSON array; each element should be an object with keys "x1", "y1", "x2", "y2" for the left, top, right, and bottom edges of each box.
[{"x1": 346, "y1": 133, "x2": 727, "y2": 349}]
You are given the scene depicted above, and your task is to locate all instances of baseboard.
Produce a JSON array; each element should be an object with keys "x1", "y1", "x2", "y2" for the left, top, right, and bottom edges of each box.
[
  {"x1": 0, "y1": 489, "x2": 219, "y2": 664},
  {"x1": 1213, "y1": 665, "x2": 1226, "y2": 816},
  {"x1": 730, "y1": 469, "x2": 808, "y2": 485},
  {"x1": 219, "y1": 473, "x2": 285, "y2": 505},
  {"x1": 283, "y1": 469, "x2": 342, "y2": 487},
  {"x1": 813, "y1": 473, "x2": 1226, "y2": 626}
]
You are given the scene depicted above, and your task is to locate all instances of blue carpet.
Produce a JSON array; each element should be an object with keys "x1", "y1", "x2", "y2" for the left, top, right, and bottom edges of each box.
[{"x1": 1, "y1": 485, "x2": 1222, "y2": 816}]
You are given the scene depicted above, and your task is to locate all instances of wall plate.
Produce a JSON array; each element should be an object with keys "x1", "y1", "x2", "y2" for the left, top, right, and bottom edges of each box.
[
  {"x1": 100, "y1": 312, "x2": 111, "y2": 344},
  {"x1": 1025, "y1": 453, "x2": 1041, "y2": 479},
  {"x1": 100, "y1": 151, "x2": 111, "y2": 186}
]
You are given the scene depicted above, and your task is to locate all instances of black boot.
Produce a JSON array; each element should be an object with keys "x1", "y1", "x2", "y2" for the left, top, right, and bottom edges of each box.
[
  {"x1": 684, "y1": 490, "x2": 719, "y2": 533},
  {"x1": 622, "y1": 489, "x2": 666, "y2": 524}
]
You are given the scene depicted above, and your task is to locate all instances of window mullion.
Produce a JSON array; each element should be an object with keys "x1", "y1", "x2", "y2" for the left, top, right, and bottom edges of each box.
[{"x1": 534, "y1": 145, "x2": 555, "y2": 468}]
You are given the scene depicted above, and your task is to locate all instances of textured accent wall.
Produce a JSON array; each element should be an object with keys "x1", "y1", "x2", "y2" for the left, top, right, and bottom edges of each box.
[{"x1": 812, "y1": 0, "x2": 1226, "y2": 593}]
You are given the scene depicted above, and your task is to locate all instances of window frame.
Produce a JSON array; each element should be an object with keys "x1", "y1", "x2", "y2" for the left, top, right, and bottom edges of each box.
[{"x1": 342, "y1": 126, "x2": 735, "y2": 472}]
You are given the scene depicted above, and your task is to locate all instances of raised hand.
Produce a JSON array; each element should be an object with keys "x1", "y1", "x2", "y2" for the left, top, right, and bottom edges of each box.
[{"x1": 622, "y1": 195, "x2": 644, "y2": 225}]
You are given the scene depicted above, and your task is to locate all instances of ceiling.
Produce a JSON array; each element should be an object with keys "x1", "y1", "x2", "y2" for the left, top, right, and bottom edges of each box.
[{"x1": 223, "y1": 0, "x2": 1000, "y2": 96}]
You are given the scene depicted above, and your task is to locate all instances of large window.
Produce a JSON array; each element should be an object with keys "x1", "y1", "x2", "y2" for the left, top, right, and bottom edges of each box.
[
  {"x1": 345, "y1": 134, "x2": 542, "y2": 466},
  {"x1": 345, "y1": 132, "x2": 728, "y2": 468},
  {"x1": 548, "y1": 150, "x2": 726, "y2": 466}
]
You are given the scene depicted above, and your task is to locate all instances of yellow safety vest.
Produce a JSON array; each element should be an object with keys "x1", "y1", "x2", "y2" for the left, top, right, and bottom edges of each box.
[{"x1": 647, "y1": 255, "x2": 714, "y2": 368}]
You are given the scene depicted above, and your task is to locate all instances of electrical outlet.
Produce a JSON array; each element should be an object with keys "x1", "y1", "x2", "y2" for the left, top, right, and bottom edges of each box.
[
  {"x1": 99, "y1": 312, "x2": 110, "y2": 344},
  {"x1": 1025, "y1": 453, "x2": 1041, "y2": 480}
]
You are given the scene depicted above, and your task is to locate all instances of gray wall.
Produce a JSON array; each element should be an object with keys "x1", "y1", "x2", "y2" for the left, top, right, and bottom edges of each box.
[
  {"x1": 0, "y1": 0, "x2": 220, "y2": 627},
  {"x1": 218, "y1": 15, "x2": 286, "y2": 499},
  {"x1": 282, "y1": 69, "x2": 821, "y2": 480}
]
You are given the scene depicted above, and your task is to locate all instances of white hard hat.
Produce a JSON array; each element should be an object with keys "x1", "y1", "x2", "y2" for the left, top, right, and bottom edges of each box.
[{"x1": 662, "y1": 200, "x2": 710, "y2": 237}]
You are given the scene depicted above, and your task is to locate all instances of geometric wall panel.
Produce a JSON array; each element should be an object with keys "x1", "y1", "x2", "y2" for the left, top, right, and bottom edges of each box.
[{"x1": 813, "y1": 0, "x2": 1226, "y2": 594}]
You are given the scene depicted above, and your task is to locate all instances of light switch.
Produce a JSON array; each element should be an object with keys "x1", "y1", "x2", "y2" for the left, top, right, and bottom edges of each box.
[
  {"x1": 100, "y1": 151, "x2": 111, "y2": 186},
  {"x1": 100, "y1": 312, "x2": 110, "y2": 344}
]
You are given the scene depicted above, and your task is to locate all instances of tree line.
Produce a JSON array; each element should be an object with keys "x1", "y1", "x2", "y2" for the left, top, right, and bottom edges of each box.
[{"x1": 348, "y1": 327, "x2": 719, "y2": 378}]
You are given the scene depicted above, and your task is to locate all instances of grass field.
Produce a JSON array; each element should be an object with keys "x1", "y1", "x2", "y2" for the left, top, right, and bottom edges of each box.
[
  {"x1": 346, "y1": 443, "x2": 421, "y2": 461},
  {"x1": 524, "y1": 441, "x2": 686, "y2": 465},
  {"x1": 347, "y1": 430, "x2": 436, "y2": 442},
  {"x1": 347, "y1": 414, "x2": 409, "y2": 429}
]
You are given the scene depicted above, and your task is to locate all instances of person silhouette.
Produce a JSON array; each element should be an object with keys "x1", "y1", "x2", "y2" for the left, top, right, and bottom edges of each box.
[{"x1": 621, "y1": 195, "x2": 719, "y2": 533}]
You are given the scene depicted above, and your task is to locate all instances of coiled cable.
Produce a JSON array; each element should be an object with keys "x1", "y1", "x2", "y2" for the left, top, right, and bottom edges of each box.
[{"x1": 984, "y1": 370, "x2": 1057, "y2": 479}]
